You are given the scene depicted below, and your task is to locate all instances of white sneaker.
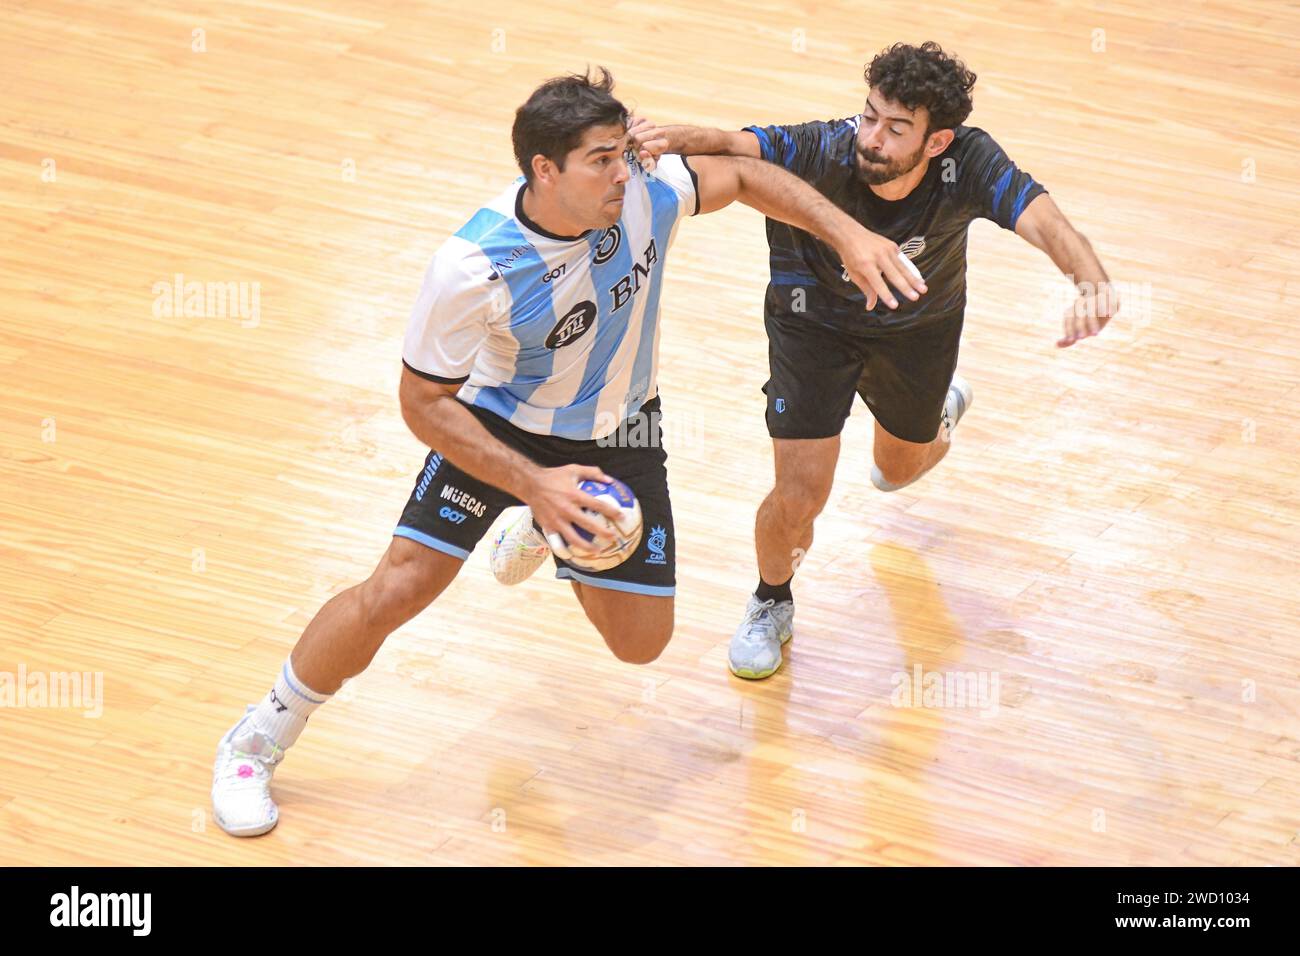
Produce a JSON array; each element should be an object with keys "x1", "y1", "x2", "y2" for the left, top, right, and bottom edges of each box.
[
  {"x1": 940, "y1": 373, "x2": 973, "y2": 442},
  {"x1": 728, "y1": 595, "x2": 795, "y2": 680},
  {"x1": 490, "y1": 507, "x2": 551, "y2": 585},
  {"x1": 211, "y1": 705, "x2": 283, "y2": 837}
]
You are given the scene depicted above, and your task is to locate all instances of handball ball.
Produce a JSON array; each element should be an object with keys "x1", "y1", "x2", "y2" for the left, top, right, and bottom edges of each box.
[{"x1": 546, "y1": 478, "x2": 643, "y2": 572}]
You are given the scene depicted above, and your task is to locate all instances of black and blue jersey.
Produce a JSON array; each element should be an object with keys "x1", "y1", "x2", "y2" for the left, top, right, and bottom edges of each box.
[{"x1": 744, "y1": 116, "x2": 1047, "y2": 333}]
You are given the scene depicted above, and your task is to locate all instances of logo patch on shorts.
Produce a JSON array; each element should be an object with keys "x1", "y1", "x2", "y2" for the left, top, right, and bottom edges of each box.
[
  {"x1": 645, "y1": 525, "x2": 668, "y2": 565},
  {"x1": 775, "y1": 398, "x2": 786, "y2": 414}
]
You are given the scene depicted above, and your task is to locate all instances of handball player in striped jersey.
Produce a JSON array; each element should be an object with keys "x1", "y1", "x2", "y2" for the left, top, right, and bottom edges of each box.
[{"x1": 211, "y1": 67, "x2": 922, "y2": 836}]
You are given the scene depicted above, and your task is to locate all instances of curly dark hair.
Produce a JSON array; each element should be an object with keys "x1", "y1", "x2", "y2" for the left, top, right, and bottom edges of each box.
[
  {"x1": 512, "y1": 66, "x2": 628, "y2": 183},
  {"x1": 865, "y1": 42, "x2": 977, "y2": 135}
]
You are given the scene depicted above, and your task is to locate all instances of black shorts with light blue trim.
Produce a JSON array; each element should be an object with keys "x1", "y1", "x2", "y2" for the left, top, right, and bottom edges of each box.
[{"x1": 394, "y1": 396, "x2": 675, "y2": 596}]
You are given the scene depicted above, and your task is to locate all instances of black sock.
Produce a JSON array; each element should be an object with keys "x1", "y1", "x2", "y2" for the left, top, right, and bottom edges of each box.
[{"x1": 755, "y1": 575, "x2": 793, "y2": 604}]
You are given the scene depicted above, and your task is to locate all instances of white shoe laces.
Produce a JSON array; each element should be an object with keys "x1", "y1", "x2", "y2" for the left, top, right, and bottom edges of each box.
[{"x1": 740, "y1": 598, "x2": 777, "y2": 638}]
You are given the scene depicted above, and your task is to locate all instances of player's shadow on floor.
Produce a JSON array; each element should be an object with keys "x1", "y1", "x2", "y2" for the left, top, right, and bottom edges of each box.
[
  {"x1": 719, "y1": 539, "x2": 966, "y2": 862},
  {"x1": 865, "y1": 540, "x2": 968, "y2": 863}
]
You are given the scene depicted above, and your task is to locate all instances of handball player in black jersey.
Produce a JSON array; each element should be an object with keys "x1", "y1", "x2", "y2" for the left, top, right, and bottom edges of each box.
[{"x1": 630, "y1": 42, "x2": 1119, "y2": 678}]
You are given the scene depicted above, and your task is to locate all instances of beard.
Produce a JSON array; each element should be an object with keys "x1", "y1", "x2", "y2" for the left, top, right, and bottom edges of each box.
[{"x1": 855, "y1": 142, "x2": 927, "y2": 186}]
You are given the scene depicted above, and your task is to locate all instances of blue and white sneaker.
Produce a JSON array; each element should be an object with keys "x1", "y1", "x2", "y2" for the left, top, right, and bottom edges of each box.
[
  {"x1": 490, "y1": 507, "x2": 551, "y2": 585},
  {"x1": 728, "y1": 595, "x2": 795, "y2": 680}
]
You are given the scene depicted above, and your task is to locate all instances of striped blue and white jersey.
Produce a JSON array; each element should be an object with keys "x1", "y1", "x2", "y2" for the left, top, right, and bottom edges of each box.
[{"x1": 402, "y1": 153, "x2": 700, "y2": 440}]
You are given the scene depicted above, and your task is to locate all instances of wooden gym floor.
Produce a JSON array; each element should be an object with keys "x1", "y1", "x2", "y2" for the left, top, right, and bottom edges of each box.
[{"x1": 1, "y1": 0, "x2": 1298, "y2": 864}]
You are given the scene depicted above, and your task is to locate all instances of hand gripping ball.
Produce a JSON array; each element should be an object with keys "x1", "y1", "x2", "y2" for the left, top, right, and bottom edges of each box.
[{"x1": 545, "y1": 478, "x2": 643, "y2": 572}]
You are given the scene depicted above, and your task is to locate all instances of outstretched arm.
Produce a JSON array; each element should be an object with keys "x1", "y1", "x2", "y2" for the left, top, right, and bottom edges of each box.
[
  {"x1": 1015, "y1": 193, "x2": 1119, "y2": 348},
  {"x1": 686, "y1": 153, "x2": 927, "y2": 309},
  {"x1": 629, "y1": 118, "x2": 761, "y2": 162}
]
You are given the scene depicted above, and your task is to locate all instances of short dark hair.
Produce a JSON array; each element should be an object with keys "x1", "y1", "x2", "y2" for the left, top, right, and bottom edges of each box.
[
  {"x1": 865, "y1": 42, "x2": 976, "y2": 136},
  {"x1": 512, "y1": 67, "x2": 628, "y2": 183}
]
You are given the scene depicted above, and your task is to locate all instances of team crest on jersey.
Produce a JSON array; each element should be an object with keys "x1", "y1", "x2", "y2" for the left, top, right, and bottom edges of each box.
[
  {"x1": 594, "y1": 224, "x2": 622, "y2": 264},
  {"x1": 545, "y1": 300, "x2": 597, "y2": 349}
]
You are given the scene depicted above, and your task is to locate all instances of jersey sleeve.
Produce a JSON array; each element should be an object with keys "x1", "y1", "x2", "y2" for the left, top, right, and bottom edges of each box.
[
  {"x1": 648, "y1": 152, "x2": 701, "y2": 218},
  {"x1": 959, "y1": 129, "x2": 1048, "y2": 231},
  {"x1": 401, "y1": 242, "x2": 497, "y2": 384},
  {"x1": 743, "y1": 120, "x2": 834, "y2": 182}
]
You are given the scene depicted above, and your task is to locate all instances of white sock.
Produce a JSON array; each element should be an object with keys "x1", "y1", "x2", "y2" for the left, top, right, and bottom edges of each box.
[{"x1": 248, "y1": 658, "x2": 331, "y2": 750}]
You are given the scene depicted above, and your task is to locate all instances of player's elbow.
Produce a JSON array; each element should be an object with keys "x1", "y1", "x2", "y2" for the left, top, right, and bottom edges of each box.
[
  {"x1": 401, "y1": 394, "x2": 455, "y2": 452},
  {"x1": 398, "y1": 395, "x2": 426, "y2": 443},
  {"x1": 397, "y1": 371, "x2": 422, "y2": 424},
  {"x1": 398, "y1": 391, "x2": 421, "y2": 434},
  {"x1": 397, "y1": 369, "x2": 453, "y2": 444},
  {"x1": 1055, "y1": 217, "x2": 1089, "y2": 246}
]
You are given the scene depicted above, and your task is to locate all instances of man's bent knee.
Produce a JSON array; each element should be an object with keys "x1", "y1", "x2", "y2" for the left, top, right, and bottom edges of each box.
[
  {"x1": 607, "y1": 622, "x2": 674, "y2": 665},
  {"x1": 580, "y1": 588, "x2": 674, "y2": 664}
]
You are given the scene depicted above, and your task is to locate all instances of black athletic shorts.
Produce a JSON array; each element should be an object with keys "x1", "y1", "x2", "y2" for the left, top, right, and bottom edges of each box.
[
  {"x1": 762, "y1": 311, "x2": 964, "y2": 443},
  {"x1": 394, "y1": 396, "x2": 674, "y2": 596}
]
